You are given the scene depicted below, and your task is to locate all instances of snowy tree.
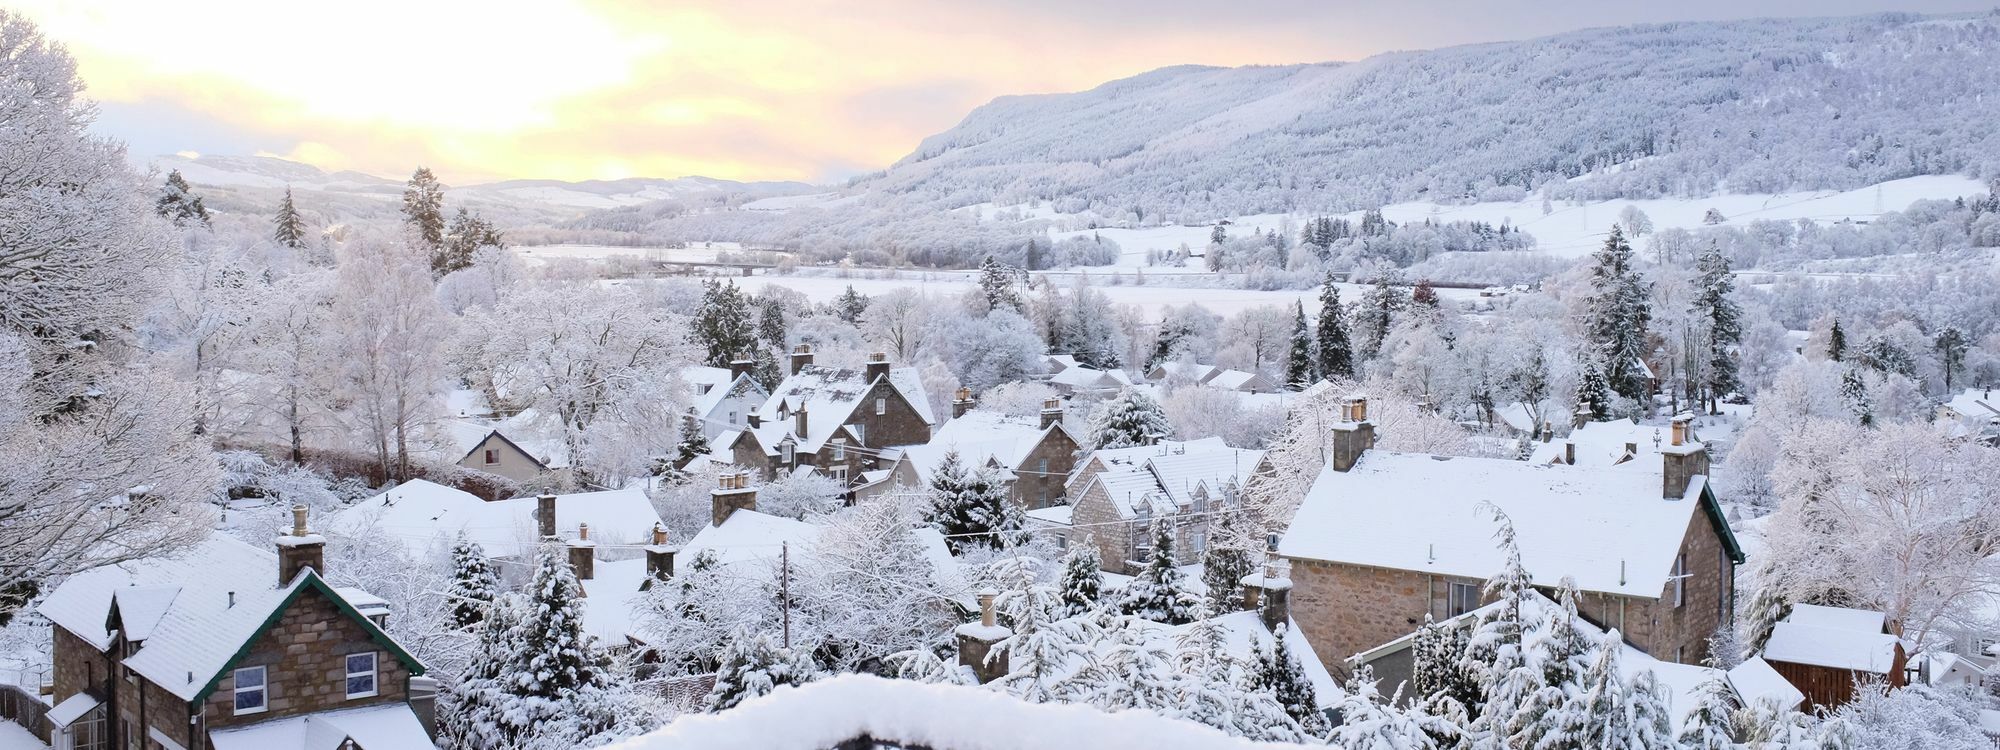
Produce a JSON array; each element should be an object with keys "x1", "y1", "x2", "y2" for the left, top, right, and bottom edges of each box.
[
  {"x1": 990, "y1": 556, "x2": 1095, "y2": 704},
  {"x1": 1316, "y1": 276, "x2": 1354, "y2": 379},
  {"x1": 1085, "y1": 388, "x2": 1172, "y2": 449},
  {"x1": 1573, "y1": 354, "x2": 1614, "y2": 422},
  {"x1": 1074, "y1": 614, "x2": 1182, "y2": 714},
  {"x1": 1059, "y1": 282, "x2": 1126, "y2": 369},
  {"x1": 1737, "y1": 566, "x2": 1791, "y2": 659},
  {"x1": 1692, "y1": 241, "x2": 1742, "y2": 412},
  {"x1": 1355, "y1": 271, "x2": 1406, "y2": 362},
  {"x1": 1841, "y1": 366, "x2": 1872, "y2": 427},
  {"x1": 1676, "y1": 673, "x2": 1741, "y2": 750},
  {"x1": 272, "y1": 187, "x2": 308, "y2": 249},
  {"x1": 1507, "y1": 579, "x2": 1590, "y2": 749},
  {"x1": 447, "y1": 545, "x2": 619, "y2": 748},
  {"x1": 1828, "y1": 318, "x2": 1847, "y2": 363},
  {"x1": 1326, "y1": 665, "x2": 1437, "y2": 749},
  {"x1": 448, "y1": 534, "x2": 499, "y2": 628},
  {"x1": 978, "y1": 256, "x2": 1023, "y2": 313},
  {"x1": 1252, "y1": 629, "x2": 1327, "y2": 736},
  {"x1": 1584, "y1": 225, "x2": 1653, "y2": 403},
  {"x1": 691, "y1": 280, "x2": 758, "y2": 368},
  {"x1": 928, "y1": 451, "x2": 1023, "y2": 553},
  {"x1": 154, "y1": 170, "x2": 210, "y2": 226},
  {"x1": 1461, "y1": 507, "x2": 1535, "y2": 737},
  {"x1": 437, "y1": 207, "x2": 503, "y2": 277},
  {"x1": 403, "y1": 166, "x2": 447, "y2": 257},
  {"x1": 797, "y1": 497, "x2": 958, "y2": 673},
  {"x1": 1566, "y1": 629, "x2": 1633, "y2": 749},
  {"x1": 834, "y1": 285, "x2": 869, "y2": 325},
  {"x1": 1831, "y1": 683, "x2": 1991, "y2": 750},
  {"x1": 1057, "y1": 545, "x2": 1104, "y2": 618},
  {"x1": 1618, "y1": 206, "x2": 1654, "y2": 236},
  {"x1": 1199, "y1": 543, "x2": 1253, "y2": 614},
  {"x1": 1117, "y1": 521, "x2": 1200, "y2": 624},
  {"x1": 705, "y1": 628, "x2": 817, "y2": 712},
  {"x1": 1284, "y1": 300, "x2": 1315, "y2": 389},
  {"x1": 1703, "y1": 208, "x2": 1728, "y2": 225},
  {"x1": 1627, "y1": 668, "x2": 1677, "y2": 749},
  {"x1": 1411, "y1": 615, "x2": 1479, "y2": 716},
  {"x1": 325, "y1": 236, "x2": 449, "y2": 482}
]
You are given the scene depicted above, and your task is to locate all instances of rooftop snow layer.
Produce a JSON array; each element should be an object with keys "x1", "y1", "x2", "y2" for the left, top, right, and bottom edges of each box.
[
  {"x1": 1728, "y1": 657, "x2": 1806, "y2": 711},
  {"x1": 207, "y1": 701, "x2": 432, "y2": 750},
  {"x1": 331, "y1": 479, "x2": 661, "y2": 560}
]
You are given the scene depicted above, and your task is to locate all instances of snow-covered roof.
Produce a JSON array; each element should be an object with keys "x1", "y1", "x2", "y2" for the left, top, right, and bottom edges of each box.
[
  {"x1": 1526, "y1": 419, "x2": 1682, "y2": 469},
  {"x1": 755, "y1": 364, "x2": 934, "y2": 452},
  {"x1": 1728, "y1": 656, "x2": 1805, "y2": 711},
  {"x1": 330, "y1": 479, "x2": 662, "y2": 560},
  {"x1": 1151, "y1": 361, "x2": 1217, "y2": 382},
  {"x1": 46, "y1": 692, "x2": 100, "y2": 728},
  {"x1": 899, "y1": 411, "x2": 1059, "y2": 486},
  {"x1": 1205, "y1": 369, "x2": 1263, "y2": 391},
  {"x1": 1043, "y1": 354, "x2": 1080, "y2": 373},
  {"x1": 1495, "y1": 402, "x2": 1573, "y2": 435},
  {"x1": 580, "y1": 557, "x2": 654, "y2": 646},
  {"x1": 435, "y1": 414, "x2": 570, "y2": 470},
  {"x1": 112, "y1": 585, "x2": 182, "y2": 642},
  {"x1": 601, "y1": 673, "x2": 1323, "y2": 750},
  {"x1": 1025, "y1": 505, "x2": 1074, "y2": 527},
  {"x1": 1942, "y1": 388, "x2": 2000, "y2": 423},
  {"x1": 1279, "y1": 450, "x2": 1719, "y2": 597},
  {"x1": 207, "y1": 701, "x2": 433, "y2": 750},
  {"x1": 686, "y1": 365, "x2": 767, "y2": 418},
  {"x1": 39, "y1": 535, "x2": 277, "y2": 651},
  {"x1": 1763, "y1": 605, "x2": 1903, "y2": 673}
]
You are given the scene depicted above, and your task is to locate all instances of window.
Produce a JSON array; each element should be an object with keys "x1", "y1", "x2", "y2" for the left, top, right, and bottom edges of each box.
[
  {"x1": 852, "y1": 424, "x2": 867, "y2": 443},
  {"x1": 1191, "y1": 531, "x2": 1207, "y2": 555},
  {"x1": 781, "y1": 442, "x2": 795, "y2": 465},
  {"x1": 232, "y1": 666, "x2": 267, "y2": 715},
  {"x1": 73, "y1": 705, "x2": 105, "y2": 750},
  {"x1": 1447, "y1": 582, "x2": 1480, "y2": 617},
  {"x1": 483, "y1": 449, "x2": 498, "y2": 465},
  {"x1": 875, "y1": 398, "x2": 886, "y2": 415},
  {"x1": 832, "y1": 440, "x2": 845, "y2": 461},
  {"x1": 1672, "y1": 553, "x2": 1687, "y2": 608},
  {"x1": 345, "y1": 652, "x2": 378, "y2": 699},
  {"x1": 728, "y1": 410, "x2": 737, "y2": 425},
  {"x1": 1037, "y1": 459, "x2": 1049, "y2": 475},
  {"x1": 831, "y1": 466, "x2": 849, "y2": 484},
  {"x1": 121, "y1": 718, "x2": 135, "y2": 750}
]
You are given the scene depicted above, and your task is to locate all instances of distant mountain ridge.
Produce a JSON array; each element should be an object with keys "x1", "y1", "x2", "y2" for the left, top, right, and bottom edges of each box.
[{"x1": 859, "y1": 11, "x2": 2000, "y2": 221}]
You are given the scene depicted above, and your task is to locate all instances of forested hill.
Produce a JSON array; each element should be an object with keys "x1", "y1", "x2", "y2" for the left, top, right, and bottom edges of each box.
[{"x1": 864, "y1": 12, "x2": 2000, "y2": 221}]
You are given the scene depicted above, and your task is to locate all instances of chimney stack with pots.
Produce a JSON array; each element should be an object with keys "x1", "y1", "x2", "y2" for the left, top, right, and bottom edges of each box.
[
  {"x1": 1662, "y1": 413, "x2": 1709, "y2": 499},
  {"x1": 865, "y1": 352, "x2": 891, "y2": 382},
  {"x1": 951, "y1": 387, "x2": 975, "y2": 419},
  {"x1": 1040, "y1": 398, "x2": 1065, "y2": 431},
  {"x1": 790, "y1": 344, "x2": 815, "y2": 375},
  {"x1": 792, "y1": 403, "x2": 809, "y2": 443},
  {"x1": 711, "y1": 471, "x2": 758, "y2": 527},
  {"x1": 1329, "y1": 395, "x2": 1375, "y2": 472},
  {"x1": 956, "y1": 589, "x2": 1012, "y2": 683},
  {"x1": 729, "y1": 354, "x2": 754, "y2": 383},
  {"x1": 537, "y1": 493, "x2": 558, "y2": 539},
  {"x1": 643, "y1": 523, "x2": 677, "y2": 585},
  {"x1": 1239, "y1": 534, "x2": 1292, "y2": 631},
  {"x1": 276, "y1": 504, "x2": 326, "y2": 586},
  {"x1": 568, "y1": 523, "x2": 596, "y2": 582}
]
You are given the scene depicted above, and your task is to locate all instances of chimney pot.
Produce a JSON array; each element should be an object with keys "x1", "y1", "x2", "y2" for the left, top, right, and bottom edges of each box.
[
  {"x1": 865, "y1": 353, "x2": 891, "y2": 381},
  {"x1": 789, "y1": 344, "x2": 815, "y2": 375},
  {"x1": 652, "y1": 522, "x2": 668, "y2": 546},
  {"x1": 712, "y1": 471, "x2": 758, "y2": 526},
  {"x1": 291, "y1": 504, "x2": 308, "y2": 536},
  {"x1": 1329, "y1": 400, "x2": 1374, "y2": 472},
  {"x1": 577, "y1": 522, "x2": 589, "y2": 541},
  {"x1": 952, "y1": 387, "x2": 975, "y2": 418},
  {"x1": 979, "y1": 589, "x2": 997, "y2": 628},
  {"x1": 1040, "y1": 398, "x2": 1065, "y2": 430},
  {"x1": 729, "y1": 355, "x2": 754, "y2": 382},
  {"x1": 276, "y1": 504, "x2": 324, "y2": 586}
]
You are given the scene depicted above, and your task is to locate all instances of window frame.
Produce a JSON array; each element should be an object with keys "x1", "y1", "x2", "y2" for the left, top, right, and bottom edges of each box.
[
  {"x1": 1447, "y1": 582, "x2": 1480, "y2": 618},
  {"x1": 1672, "y1": 553, "x2": 1687, "y2": 608},
  {"x1": 232, "y1": 665, "x2": 268, "y2": 715},
  {"x1": 345, "y1": 651, "x2": 378, "y2": 699},
  {"x1": 874, "y1": 398, "x2": 886, "y2": 416},
  {"x1": 483, "y1": 449, "x2": 498, "y2": 465}
]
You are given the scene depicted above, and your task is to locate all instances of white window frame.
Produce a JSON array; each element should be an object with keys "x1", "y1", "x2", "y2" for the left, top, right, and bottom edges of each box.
[
  {"x1": 875, "y1": 398, "x2": 886, "y2": 416},
  {"x1": 1447, "y1": 582, "x2": 1480, "y2": 617},
  {"x1": 831, "y1": 466, "x2": 849, "y2": 484},
  {"x1": 483, "y1": 449, "x2": 498, "y2": 465},
  {"x1": 832, "y1": 440, "x2": 845, "y2": 461},
  {"x1": 1673, "y1": 553, "x2": 1687, "y2": 608},
  {"x1": 781, "y1": 441, "x2": 795, "y2": 465},
  {"x1": 345, "y1": 652, "x2": 378, "y2": 699},
  {"x1": 232, "y1": 666, "x2": 267, "y2": 715}
]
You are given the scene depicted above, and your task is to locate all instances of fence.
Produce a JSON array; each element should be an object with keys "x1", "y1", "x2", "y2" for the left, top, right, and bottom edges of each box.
[{"x1": 0, "y1": 683, "x2": 50, "y2": 743}]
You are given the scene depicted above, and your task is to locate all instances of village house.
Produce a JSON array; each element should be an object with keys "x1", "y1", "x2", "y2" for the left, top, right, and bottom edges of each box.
[
  {"x1": 328, "y1": 480, "x2": 662, "y2": 586},
  {"x1": 1064, "y1": 438, "x2": 1264, "y2": 575},
  {"x1": 442, "y1": 422, "x2": 564, "y2": 484},
  {"x1": 1759, "y1": 604, "x2": 1912, "y2": 711},
  {"x1": 34, "y1": 510, "x2": 432, "y2": 750},
  {"x1": 885, "y1": 397, "x2": 1080, "y2": 512},
  {"x1": 683, "y1": 361, "x2": 772, "y2": 440},
  {"x1": 1278, "y1": 397, "x2": 1744, "y2": 677},
  {"x1": 712, "y1": 348, "x2": 935, "y2": 485},
  {"x1": 1938, "y1": 387, "x2": 2000, "y2": 446},
  {"x1": 1525, "y1": 417, "x2": 1681, "y2": 468},
  {"x1": 1045, "y1": 365, "x2": 1131, "y2": 396}
]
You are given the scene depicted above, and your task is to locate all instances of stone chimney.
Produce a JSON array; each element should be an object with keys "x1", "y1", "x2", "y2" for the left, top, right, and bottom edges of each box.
[
  {"x1": 1329, "y1": 395, "x2": 1375, "y2": 472},
  {"x1": 644, "y1": 523, "x2": 676, "y2": 584},
  {"x1": 955, "y1": 589, "x2": 1012, "y2": 684},
  {"x1": 792, "y1": 403, "x2": 809, "y2": 442},
  {"x1": 1662, "y1": 413, "x2": 1709, "y2": 499},
  {"x1": 536, "y1": 493, "x2": 558, "y2": 539},
  {"x1": 1563, "y1": 442, "x2": 1576, "y2": 465},
  {"x1": 711, "y1": 471, "x2": 758, "y2": 526},
  {"x1": 567, "y1": 523, "x2": 595, "y2": 582},
  {"x1": 1240, "y1": 534, "x2": 1292, "y2": 631},
  {"x1": 789, "y1": 344, "x2": 815, "y2": 376},
  {"x1": 729, "y1": 354, "x2": 754, "y2": 382},
  {"x1": 1040, "y1": 398, "x2": 1065, "y2": 431},
  {"x1": 865, "y1": 352, "x2": 891, "y2": 382},
  {"x1": 1539, "y1": 421, "x2": 1553, "y2": 443},
  {"x1": 276, "y1": 504, "x2": 325, "y2": 586},
  {"x1": 951, "y1": 387, "x2": 975, "y2": 419}
]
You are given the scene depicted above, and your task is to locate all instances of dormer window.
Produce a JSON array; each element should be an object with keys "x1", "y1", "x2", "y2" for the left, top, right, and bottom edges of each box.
[
  {"x1": 782, "y1": 441, "x2": 795, "y2": 465},
  {"x1": 345, "y1": 652, "x2": 378, "y2": 699},
  {"x1": 233, "y1": 666, "x2": 267, "y2": 715}
]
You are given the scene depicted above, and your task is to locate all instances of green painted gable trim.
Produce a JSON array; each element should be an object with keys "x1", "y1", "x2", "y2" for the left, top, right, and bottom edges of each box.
[
  {"x1": 1699, "y1": 480, "x2": 1747, "y2": 564},
  {"x1": 192, "y1": 570, "x2": 426, "y2": 704}
]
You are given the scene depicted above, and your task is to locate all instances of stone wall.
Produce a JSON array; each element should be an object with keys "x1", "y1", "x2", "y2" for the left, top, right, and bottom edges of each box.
[
  {"x1": 1285, "y1": 558, "x2": 1435, "y2": 675},
  {"x1": 51, "y1": 625, "x2": 111, "y2": 708},
  {"x1": 1011, "y1": 430, "x2": 1079, "y2": 511},
  {"x1": 851, "y1": 381, "x2": 934, "y2": 450},
  {"x1": 202, "y1": 588, "x2": 410, "y2": 732}
]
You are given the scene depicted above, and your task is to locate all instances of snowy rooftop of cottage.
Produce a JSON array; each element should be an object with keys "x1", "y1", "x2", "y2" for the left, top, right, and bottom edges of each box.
[
  {"x1": 1763, "y1": 604, "x2": 1904, "y2": 673},
  {"x1": 899, "y1": 410, "x2": 1060, "y2": 485},
  {"x1": 38, "y1": 534, "x2": 279, "y2": 652},
  {"x1": 435, "y1": 412, "x2": 571, "y2": 470},
  {"x1": 1152, "y1": 361, "x2": 1217, "y2": 382},
  {"x1": 1048, "y1": 365, "x2": 1130, "y2": 389},
  {"x1": 207, "y1": 701, "x2": 432, "y2": 750},
  {"x1": 1279, "y1": 451, "x2": 1719, "y2": 597},
  {"x1": 1728, "y1": 656, "x2": 1806, "y2": 711},
  {"x1": 1944, "y1": 388, "x2": 2000, "y2": 420},
  {"x1": 330, "y1": 479, "x2": 661, "y2": 560},
  {"x1": 1494, "y1": 401, "x2": 1574, "y2": 435},
  {"x1": 755, "y1": 364, "x2": 934, "y2": 452},
  {"x1": 1527, "y1": 419, "x2": 1680, "y2": 469},
  {"x1": 1204, "y1": 369, "x2": 1262, "y2": 391},
  {"x1": 601, "y1": 673, "x2": 1324, "y2": 750}
]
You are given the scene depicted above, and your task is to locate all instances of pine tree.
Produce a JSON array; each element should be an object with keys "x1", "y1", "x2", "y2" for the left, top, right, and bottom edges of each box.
[
  {"x1": 834, "y1": 285, "x2": 869, "y2": 325},
  {"x1": 1676, "y1": 673, "x2": 1740, "y2": 750},
  {"x1": 447, "y1": 534, "x2": 499, "y2": 628},
  {"x1": 978, "y1": 256, "x2": 1022, "y2": 312},
  {"x1": 437, "y1": 207, "x2": 502, "y2": 277},
  {"x1": 1692, "y1": 241, "x2": 1742, "y2": 413},
  {"x1": 1057, "y1": 545, "x2": 1103, "y2": 618},
  {"x1": 1571, "y1": 629, "x2": 1634, "y2": 749},
  {"x1": 446, "y1": 544, "x2": 619, "y2": 747},
  {"x1": 1210, "y1": 224, "x2": 1227, "y2": 246},
  {"x1": 692, "y1": 280, "x2": 757, "y2": 368},
  {"x1": 1584, "y1": 225, "x2": 1653, "y2": 403},
  {"x1": 1118, "y1": 521, "x2": 1200, "y2": 624},
  {"x1": 1085, "y1": 388, "x2": 1172, "y2": 449},
  {"x1": 1284, "y1": 300, "x2": 1315, "y2": 390},
  {"x1": 1461, "y1": 509, "x2": 1535, "y2": 736},
  {"x1": 1200, "y1": 543, "x2": 1254, "y2": 614},
  {"x1": 402, "y1": 166, "x2": 446, "y2": 252},
  {"x1": 1628, "y1": 669, "x2": 1678, "y2": 749},
  {"x1": 1085, "y1": 615, "x2": 1182, "y2": 714},
  {"x1": 1254, "y1": 629, "x2": 1329, "y2": 736},
  {"x1": 1841, "y1": 367, "x2": 1872, "y2": 427},
  {"x1": 1356, "y1": 271, "x2": 1406, "y2": 360},
  {"x1": 1739, "y1": 568, "x2": 1792, "y2": 659},
  {"x1": 927, "y1": 451, "x2": 1022, "y2": 553},
  {"x1": 1315, "y1": 276, "x2": 1354, "y2": 379},
  {"x1": 155, "y1": 170, "x2": 211, "y2": 226},
  {"x1": 1508, "y1": 580, "x2": 1590, "y2": 749},
  {"x1": 1574, "y1": 355, "x2": 1614, "y2": 423},
  {"x1": 1147, "y1": 318, "x2": 1191, "y2": 371},
  {"x1": 1412, "y1": 615, "x2": 1480, "y2": 714},
  {"x1": 1828, "y1": 318, "x2": 1847, "y2": 362},
  {"x1": 1937, "y1": 327, "x2": 1969, "y2": 391},
  {"x1": 1411, "y1": 278, "x2": 1440, "y2": 308},
  {"x1": 272, "y1": 187, "x2": 307, "y2": 249},
  {"x1": 705, "y1": 628, "x2": 817, "y2": 712}
]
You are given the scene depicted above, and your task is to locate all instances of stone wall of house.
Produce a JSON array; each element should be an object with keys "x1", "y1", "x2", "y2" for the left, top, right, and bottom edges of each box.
[
  {"x1": 202, "y1": 588, "x2": 410, "y2": 732},
  {"x1": 851, "y1": 381, "x2": 933, "y2": 450},
  {"x1": 728, "y1": 435, "x2": 776, "y2": 480},
  {"x1": 1012, "y1": 430, "x2": 1079, "y2": 511},
  {"x1": 1066, "y1": 481, "x2": 1131, "y2": 574},
  {"x1": 51, "y1": 626, "x2": 112, "y2": 708},
  {"x1": 1285, "y1": 558, "x2": 1436, "y2": 675}
]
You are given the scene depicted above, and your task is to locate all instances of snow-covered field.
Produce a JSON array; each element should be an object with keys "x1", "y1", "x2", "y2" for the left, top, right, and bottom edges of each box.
[
  {"x1": 730, "y1": 271, "x2": 1480, "y2": 317},
  {"x1": 513, "y1": 242, "x2": 772, "y2": 266}
]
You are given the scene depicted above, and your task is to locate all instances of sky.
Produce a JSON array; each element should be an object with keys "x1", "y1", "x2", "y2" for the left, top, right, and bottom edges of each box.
[{"x1": 15, "y1": 1, "x2": 1995, "y2": 186}]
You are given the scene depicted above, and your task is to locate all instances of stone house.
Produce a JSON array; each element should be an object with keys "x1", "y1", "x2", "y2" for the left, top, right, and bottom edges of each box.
[
  {"x1": 885, "y1": 399, "x2": 1080, "y2": 511},
  {"x1": 1065, "y1": 438, "x2": 1264, "y2": 575},
  {"x1": 682, "y1": 361, "x2": 771, "y2": 440},
  {"x1": 35, "y1": 510, "x2": 431, "y2": 750},
  {"x1": 1278, "y1": 399, "x2": 1744, "y2": 677},
  {"x1": 713, "y1": 350, "x2": 935, "y2": 487}
]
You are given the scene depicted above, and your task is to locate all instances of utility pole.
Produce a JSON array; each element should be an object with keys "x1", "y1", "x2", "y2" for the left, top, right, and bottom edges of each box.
[{"x1": 781, "y1": 541, "x2": 791, "y2": 649}]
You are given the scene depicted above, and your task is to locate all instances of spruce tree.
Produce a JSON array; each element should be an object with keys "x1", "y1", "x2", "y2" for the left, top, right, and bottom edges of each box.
[
  {"x1": 1284, "y1": 300, "x2": 1315, "y2": 390},
  {"x1": 1057, "y1": 545, "x2": 1103, "y2": 618},
  {"x1": 1147, "y1": 319, "x2": 1191, "y2": 371},
  {"x1": 1841, "y1": 367, "x2": 1872, "y2": 427},
  {"x1": 1675, "y1": 673, "x2": 1740, "y2": 750},
  {"x1": 1509, "y1": 580, "x2": 1591, "y2": 749},
  {"x1": 447, "y1": 545, "x2": 618, "y2": 747},
  {"x1": 402, "y1": 166, "x2": 446, "y2": 253},
  {"x1": 1254, "y1": 629, "x2": 1328, "y2": 736},
  {"x1": 1739, "y1": 568, "x2": 1791, "y2": 659},
  {"x1": 273, "y1": 187, "x2": 307, "y2": 249},
  {"x1": 1692, "y1": 241, "x2": 1742, "y2": 412},
  {"x1": 1571, "y1": 629, "x2": 1634, "y2": 748},
  {"x1": 1200, "y1": 543, "x2": 1254, "y2": 614},
  {"x1": 1584, "y1": 225, "x2": 1653, "y2": 403},
  {"x1": 1356, "y1": 271, "x2": 1406, "y2": 360},
  {"x1": 437, "y1": 207, "x2": 502, "y2": 277},
  {"x1": 1118, "y1": 521, "x2": 1199, "y2": 624},
  {"x1": 1209, "y1": 225, "x2": 1227, "y2": 246},
  {"x1": 1628, "y1": 669, "x2": 1677, "y2": 749},
  {"x1": 1461, "y1": 509, "x2": 1535, "y2": 734},
  {"x1": 155, "y1": 170, "x2": 211, "y2": 226},
  {"x1": 1410, "y1": 278, "x2": 1440, "y2": 308},
  {"x1": 1828, "y1": 318, "x2": 1847, "y2": 362},
  {"x1": 1937, "y1": 327, "x2": 1968, "y2": 391},
  {"x1": 447, "y1": 534, "x2": 499, "y2": 628},
  {"x1": 706, "y1": 629, "x2": 817, "y2": 712},
  {"x1": 1315, "y1": 276, "x2": 1353, "y2": 379},
  {"x1": 692, "y1": 280, "x2": 757, "y2": 368},
  {"x1": 978, "y1": 256, "x2": 1022, "y2": 312},
  {"x1": 1085, "y1": 388, "x2": 1172, "y2": 449},
  {"x1": 927, "y1": 452, "x2": 1022, "y2": 553},
  {"x1": 834, "y1": 285, "x2": 869, "y2": 325},
  {"x1": 1412, "y1": 615, "x2": 1478, "y2": 713},
  {"x1": 1574, "y1": 356, "x2": 1614, "y2": 423}
]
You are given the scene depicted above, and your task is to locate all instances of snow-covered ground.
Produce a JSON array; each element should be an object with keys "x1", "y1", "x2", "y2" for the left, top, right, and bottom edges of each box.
[
  {"x1": 727, "y1": 271, "x2": 1480, "y2": 317},
  {"x1": 0, "y1": 723, "x2": 45, "y2": 750},
  {"x1": 513, "y1": 242, "x2": 782, "y2": 266}
]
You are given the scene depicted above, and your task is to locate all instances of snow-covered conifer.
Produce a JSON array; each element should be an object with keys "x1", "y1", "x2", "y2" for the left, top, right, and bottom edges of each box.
[
  {"x1": 1509, "y1": 578, "x2": 1591, "y2": 748},
  {"x1": 1284, "y1": 300, "x2": 1315, "y2": 389},
  {"x1": 447, "y1": 534, "x2": 499, "y2": 628},
  {"x1": 705, "y1": 628, "x2": 818, "y2": 712},
  {"x1": 834, "y1": 284, "x2": 869, "y2": 325},
  {"x1": 1253, "y1": 629, "x2": 1328, "y2": 736},
  {"x1": 1057, "y1": 545, "x2": 1103, "y2": 618},
  {"x1": 1626, "y1": 669, "x2": 1678, "y2": 750},
  {"x1": 1316, "y1": 275, "x2": 1354, "y2": 379},
  {"x1": 978, "y1": 256, "x2": 1023, "y2": 312},
  {"x1": 155, "y1": 169, "x2": 210, "y2": 226},
  {"x1": 1327, "y1": 664, "x2": 1436, "y2": 749},
  {"x1": 928, "y1": 450, "x2": 1022, "y2": 553},
  {"x1": 1841, "y1": 367, "x2": 1872, "y2": 426},
  {"x1": 1676, "y1": 672, "x2": 1741, "y2": 750},
  {"x1": 402, "y1": 166, "x2": 446, "y2": 253},
  {"x1": 1692, "y1": 241, "x2": 1742, "y2": 412},
  {"x1": 1199, "y1": 543, "x2": 1253, "y2": 614},
  {"x1": 1584, "y1": 225, "x2": 1653, "y2": 402},
  {"x1": 273, "y1": 187, "x2": 307, "y2": 249},
  {"x1": 1118, "y1": 521, "x2": 1200, "y2": 624},
  {"x1": 1085, "y1": 388, "x2": 1172, "y2": 449},
  {"x1": 692, "y1": 280, "x2": 758, "y2": 369}
]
